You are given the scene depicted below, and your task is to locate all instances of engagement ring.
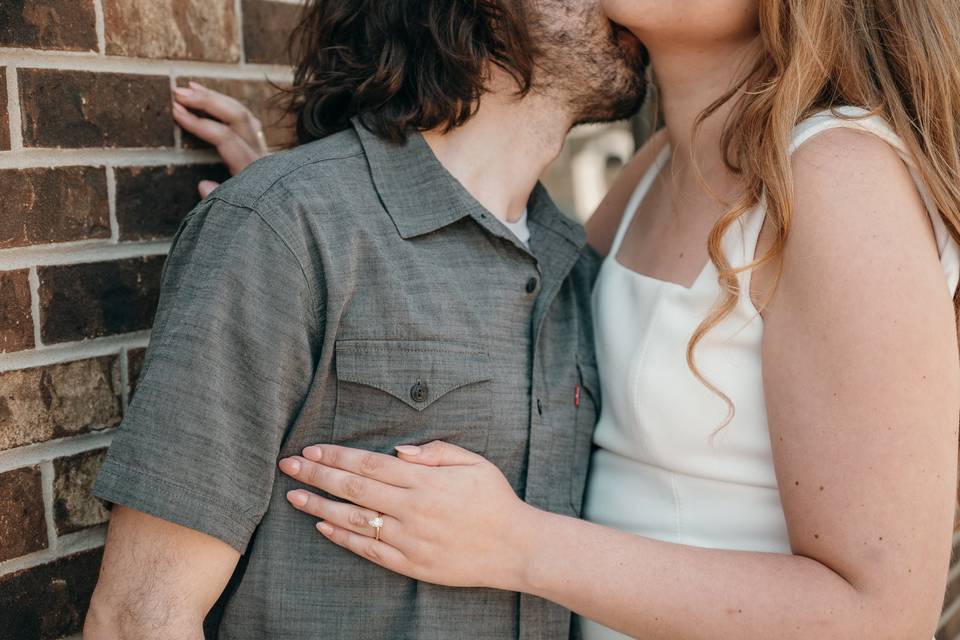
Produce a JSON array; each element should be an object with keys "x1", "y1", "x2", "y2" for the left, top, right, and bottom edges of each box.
[{"x1": 369, "y1": 515, "x2": 384, "y2": 541}]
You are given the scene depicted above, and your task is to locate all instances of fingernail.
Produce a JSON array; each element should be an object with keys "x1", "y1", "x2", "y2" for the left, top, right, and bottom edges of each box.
[
  {"x1": 317, "y1": 522, "x2": 334, "y2": 536},
  {"x1": 173, "y1": 87, "x2": 193, "y2": 97},
  {"x1": 172, "y1": 102, "x2": 186, "y2": 114},
  {"x1": 302, "y1": 446, "x2": 323, "y2": 461},
  {"x1": 395, "y1": 445, "x2": 421, "y2": 456},
  {"x1": 188, "y1": 80, "x2": 204, "y2": 90},
  {"x1": 287, "y1": 490, "x2": 308, "y2": 506},
  {"x1": 279, "y1": 457, "x2": 301, "y2": 474}
]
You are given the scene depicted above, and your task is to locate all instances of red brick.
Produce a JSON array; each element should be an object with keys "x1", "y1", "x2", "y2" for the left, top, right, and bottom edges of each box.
[
  {"x1": 38, "y1": 257, "x2": 164, "y2": 344},
  {"x1": 53, "y1": 448, "x2": 109, "y2": 535},
  {"x1": 242, "y1": 0, "x2": 302, "y2": 65},
  {"x1": 0, "y1": 73, "x2": 9, "y2": 151},
  {"x1": 177, "y1": 77, "x2": 295, "y2": 148},
  {"x1": 0, "y1": 167, "x2": 110, "y2": 249},
  {"x1": 0, "y1": 0, "x2": 98, "y2": 51},
  {"x1": 115, "y1": 164, "x2": 231, "y2": 240},
  {"x1": 0, "y1": 270, "x2": 34, "y2": 353},
  {"x1": 0, "y1": 466, "x2": 47, "y2": 563},
  {"x1": 19, "y1": 69, "x2": 174, "y2": 148},
  {"x1": 0, "y1": 356, "x2": 122, "y2": 452},
  {"x1": 103, "y1": 0, "x2": 239, "y2": 62},
  {"x1": 0, "y1": 548, "x2": 103, "y2": 640},
  {"x1": 127, "y1": 347, "x2": 146, "y2": 397}
]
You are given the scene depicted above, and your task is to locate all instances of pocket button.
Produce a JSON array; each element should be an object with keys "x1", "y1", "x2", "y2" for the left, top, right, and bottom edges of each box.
[{"x1": 410, "y1": 379, "x2": 429, "y2": 403}]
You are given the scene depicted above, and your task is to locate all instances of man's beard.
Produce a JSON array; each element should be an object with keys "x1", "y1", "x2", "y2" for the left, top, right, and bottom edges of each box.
[{"x1": 532, "y1": 2, "x2": 649, "y2": 125}]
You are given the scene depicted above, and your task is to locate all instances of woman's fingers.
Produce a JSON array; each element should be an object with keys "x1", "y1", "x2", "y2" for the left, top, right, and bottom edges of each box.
[
  {"x1": 316, "y1": 522, "x2": 410, "y2": 575},
  {"x1": 173, "y1": 101, "x2": 258, "y2": 175},
  {"x1": 300, "y1": 444, "x2": 421, "y2": 487},
  {"x1": 394, "y1": 440, "x2": 487, "y2": 467},
  {"x1": 286, "y1": 490, "x2": 400, "y2": 541},
  {"x1": 197, "y1": 180, "x2": 220, "y2": 198},
  {"x1": 173, "y1": 82, "x2": 266, "y2": 152},
  {"x1": 278, "y1": 456, "x2": 406, "y2": 516}
]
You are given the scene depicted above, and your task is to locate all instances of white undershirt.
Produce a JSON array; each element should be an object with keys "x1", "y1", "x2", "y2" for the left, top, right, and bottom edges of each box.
[{"x1": 501, "y1": 209, "x2": 530, "y2": 248}]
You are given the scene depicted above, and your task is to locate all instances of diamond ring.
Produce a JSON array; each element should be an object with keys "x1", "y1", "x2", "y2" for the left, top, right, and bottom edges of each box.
[{"x1": 368, "y1": 514, "x2": 384, "y2": 541}]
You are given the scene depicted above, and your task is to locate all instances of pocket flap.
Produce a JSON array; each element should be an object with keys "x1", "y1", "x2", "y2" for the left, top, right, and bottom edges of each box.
[{"x1": 335, "y1": 340, "x2": 493, "y2": 411}]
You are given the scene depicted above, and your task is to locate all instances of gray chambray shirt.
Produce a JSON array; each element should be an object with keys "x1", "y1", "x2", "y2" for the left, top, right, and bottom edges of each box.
[{"x1": 92, "y1": 118, "x2": 602, "y2": 640}]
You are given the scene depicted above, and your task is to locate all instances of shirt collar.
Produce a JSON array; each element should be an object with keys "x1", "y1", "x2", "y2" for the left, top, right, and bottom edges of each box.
[{"x1": 352, "y1": 116, "x2": 586, "y2": 250}]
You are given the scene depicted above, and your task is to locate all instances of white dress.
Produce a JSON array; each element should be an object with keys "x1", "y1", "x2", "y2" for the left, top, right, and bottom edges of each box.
[{"x1": 580, "y1": 108, "x2": 960, "y2": 640}]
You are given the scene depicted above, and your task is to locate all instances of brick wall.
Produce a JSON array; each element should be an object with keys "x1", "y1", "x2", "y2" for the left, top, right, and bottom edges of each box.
[{"x1": 0, "y1": 1, "x2": 299, "y2": 637}]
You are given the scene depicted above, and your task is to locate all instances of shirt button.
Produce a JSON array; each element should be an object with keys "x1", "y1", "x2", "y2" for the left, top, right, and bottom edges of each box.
[
  {"x1": 526, "y1": 277, "x2": 539, "y2": 294},
  {"x1": 410, "y1": 380, "x2": 429, "y2": 403}
]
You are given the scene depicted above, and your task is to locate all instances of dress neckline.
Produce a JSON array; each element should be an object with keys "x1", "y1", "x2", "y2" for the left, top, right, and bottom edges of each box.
[{"x1": 610, "y1": 143, "x2": 713, "y2": 292}]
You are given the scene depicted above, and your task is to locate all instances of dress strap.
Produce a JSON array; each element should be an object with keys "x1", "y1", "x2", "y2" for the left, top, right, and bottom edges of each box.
[
  {"x1": 731, "y1": 107, "x2": 960, "y2": 299},
  {"x1": 610, "y1": 144, "x2": 672, "y2": 257}
]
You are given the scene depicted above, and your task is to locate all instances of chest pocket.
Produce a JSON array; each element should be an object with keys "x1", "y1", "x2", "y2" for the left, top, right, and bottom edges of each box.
[
  {"x1": 570, "y1": 356, "x2": 601, "y2": 514},
  {"x1": 333, "y1": 340, "x2": 494, "y2": 455}
]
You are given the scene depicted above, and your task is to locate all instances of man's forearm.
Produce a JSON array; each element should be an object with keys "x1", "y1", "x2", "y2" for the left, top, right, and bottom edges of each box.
[
  {"x1": 84, "y1": 506, "x2": 240, "y2": 640},
  {"x1": 83, "y1": 593, "x2": 205, "y2": 640}
]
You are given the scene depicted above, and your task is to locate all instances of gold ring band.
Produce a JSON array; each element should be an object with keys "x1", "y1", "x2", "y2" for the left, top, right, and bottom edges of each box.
[{"x1": 368, "y1": 514, "x2": 384, "y2": 541}]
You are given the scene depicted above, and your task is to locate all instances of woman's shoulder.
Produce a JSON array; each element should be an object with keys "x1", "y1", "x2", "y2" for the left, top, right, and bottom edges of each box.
[{"x1": 586, "y1": 128, "x2": 669, "y2": 256}]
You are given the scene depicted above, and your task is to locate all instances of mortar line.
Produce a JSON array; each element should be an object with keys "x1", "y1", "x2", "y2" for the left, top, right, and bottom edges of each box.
[
  {"x1": 106, "y1": 166, "x2": 119, "y2": 242},
  {"x1": 235, "y1": 0, "x2": 246, "y2": 65},
  {"x1": 0, "y1": 48, "x2": 292, "y2": 79},
  {"x1": 0, "y1": 431, "x2": 117, "y2": 475},
  {"x1": 93, "y1": 0, "x2": 107, "y2": 55},
  {"x1": 0, "y1": 147, "x2": 220, "y2": 169},
  {"x1": 0, "y1": 331, "x2": 149, "y2": 373},
  {"x1": 0, "y1": 525, "x2": 107, "y2": 577},
  {"x1": 39, "y1": 460, "x2": 58, "y2": 554},
  {"x1": 27, "y1": 267, "x2": 42, "y2": 349},
  {"x1": 0, "y1": 239, "x2": 171, "y2": 271},
  {"x1": 5, "y1": 66, "x2": 23, "y2": 150},
  {"x1": 119, "y1": 345, "x2": 129, "y2": 413}
]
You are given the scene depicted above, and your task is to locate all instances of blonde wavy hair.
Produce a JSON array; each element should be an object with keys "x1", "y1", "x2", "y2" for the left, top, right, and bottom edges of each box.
[{"x1": 687, "y1": 0, "x2": 960, "y2": 425}]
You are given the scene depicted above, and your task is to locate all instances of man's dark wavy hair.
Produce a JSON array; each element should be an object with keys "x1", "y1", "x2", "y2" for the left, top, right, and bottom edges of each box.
[{"x1": 282, "y1": 0, "x2": 539, "y2": 145}]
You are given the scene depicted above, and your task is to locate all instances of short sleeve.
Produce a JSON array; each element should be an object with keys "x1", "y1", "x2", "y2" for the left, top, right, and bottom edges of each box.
[{"x1": 92, "y1": 197, "x2": 321, "y2": 553}]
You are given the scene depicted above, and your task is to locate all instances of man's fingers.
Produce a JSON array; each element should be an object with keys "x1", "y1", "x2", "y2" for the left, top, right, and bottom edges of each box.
[
  {"x1": 278, "y1": 456, "x2": 405, "y2": 516},
  {"x1": 316, "y1": 522, "x2": 409, "y2": 574},
  {"x1": 286, "y1": 490, "x2": 400, "y2": 541},
  {"x1": 299, "y1": 445, "x2": 419, "y2": 487},
  {"x1": 394, "y1": 440, "x2": 485, "y2": 467}
]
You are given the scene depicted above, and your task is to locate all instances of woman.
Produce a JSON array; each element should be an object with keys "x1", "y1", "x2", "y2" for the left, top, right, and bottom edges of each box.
[{"x1": 177, "y1": 1, "x2": 960, "y2": 637}]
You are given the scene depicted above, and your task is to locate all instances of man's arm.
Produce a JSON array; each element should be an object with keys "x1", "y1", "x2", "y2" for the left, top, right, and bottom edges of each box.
[{"x1": 84, "y1": 507, "x2": 240, "y2": 639}]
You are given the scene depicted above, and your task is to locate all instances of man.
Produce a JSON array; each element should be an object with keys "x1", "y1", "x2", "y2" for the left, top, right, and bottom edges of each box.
[{"x1": 84, "y1": 0, "x2": 646, "y2": 637}]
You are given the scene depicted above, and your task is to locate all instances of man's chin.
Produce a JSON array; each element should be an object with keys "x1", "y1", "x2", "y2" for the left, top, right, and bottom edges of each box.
[{"x1": 611, "y1": 21, "x2": 647, "y2": 64}]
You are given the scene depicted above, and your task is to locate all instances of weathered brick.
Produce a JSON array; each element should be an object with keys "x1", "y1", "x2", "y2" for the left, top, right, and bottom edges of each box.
[
  {"x1": 0, "y1": 548, "x2": 103, "y2": 640},
  {"x1": 103, "y1": 0, "x2": 239, "y2": 62},
  {"x1": 0, "y1": 270, "x2": 34, "y2": 353},
  {"x1": 0, "y1": 356, "x2": 122, "y2": 452},
  {"x1": 38, "y1": 257, "x2": 164, "y2": 344},
  {"x1": 0, "y1": 466, "x2": 47, "y2": 563},
  {"x1": 0, "y1": 73, "x2": 9, "y2": 151},
  {"x1": 0, "y1": 0, "x2": 98, "y2": 51},
  {"x1": 242, "y1": 0, "x2": 302, "y2": 65},
  {"x1": 177, "y1": 77, "x2": 295, "y2": 148},
  {"x1": 0, "y1": 167, "x2": 110, "y2": 249},
  {"x1": 53, "y1": 448, "x2": 109, "y2": 535},
  {"x1": 127, "y1": 347, "x2": 146, "y2": 397},
  {"x1": 19, "y1": 69, "x2": 174, "y2": 148},
  {"x1": 115, "y1": 164, "x2": 230, "y2": 240}
]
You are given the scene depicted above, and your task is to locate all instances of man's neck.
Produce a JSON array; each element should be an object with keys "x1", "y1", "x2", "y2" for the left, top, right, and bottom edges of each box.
[{"x1": 422, "y1": 74, "x2": 574, "y2": 224}]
